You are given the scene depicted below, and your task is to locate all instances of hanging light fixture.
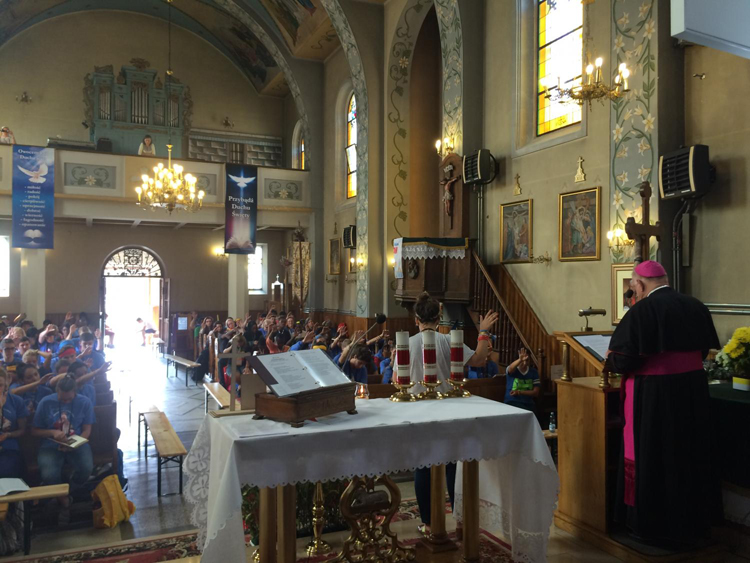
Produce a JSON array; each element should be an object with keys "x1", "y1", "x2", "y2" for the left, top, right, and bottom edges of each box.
[
  {"x1": 541, "y1": 0, "x2": 630, "y2": 109},
  {"x1": 136, "y1": 0, "x2": 203, "y2": 213}
]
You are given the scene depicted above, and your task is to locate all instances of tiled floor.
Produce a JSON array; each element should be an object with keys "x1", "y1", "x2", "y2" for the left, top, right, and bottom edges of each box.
[{"x1": 5, "y1": 346, "x2": 748, "y2": 562}]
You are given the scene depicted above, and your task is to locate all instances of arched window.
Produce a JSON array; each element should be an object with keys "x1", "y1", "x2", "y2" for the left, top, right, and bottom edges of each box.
[
  {"x1": 291, "y1": 120, "x2": 305, "y2": 170},
  {"x1": 537, "y1": 0, "x2": 582, "y2": 136},
  {"x1": 345, "y1": 93, "x2": 358, "y2": 199},
  {"x1": 103, "y1": 247, "x2": 163, "y2": 277}
]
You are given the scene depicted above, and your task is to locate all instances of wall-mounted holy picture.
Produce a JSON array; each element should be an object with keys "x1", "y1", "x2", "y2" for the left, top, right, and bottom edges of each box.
[
  {"x1": 558, "y1": 186, "x2": 601, "y2": 261},
  {"x1": 329, "y1": 238, "x2": 341, "y2": 275},
  {"x1": 500, "y1": 200, "x2": 532, "y2": 263},
  {"x1": 611, "y1": 263, "x2": 635, "y2": 324}
]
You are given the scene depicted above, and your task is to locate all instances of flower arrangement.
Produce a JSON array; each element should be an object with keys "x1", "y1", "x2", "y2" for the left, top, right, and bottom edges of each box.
[{"x1": 717, "y1": 327, "x2": 750, "y2": 391}]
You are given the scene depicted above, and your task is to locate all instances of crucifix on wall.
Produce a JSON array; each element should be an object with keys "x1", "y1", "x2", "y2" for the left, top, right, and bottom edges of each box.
[
  {"x1": 440, "y1": 164, "x2": 459, "y2": 230},
  {"x1": 625, "y1": 181, "x2": 663, "y2": 263}
]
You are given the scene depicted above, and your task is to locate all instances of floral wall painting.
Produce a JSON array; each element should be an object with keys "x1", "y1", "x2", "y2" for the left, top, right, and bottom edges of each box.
[
  {"x1": 611, "y1": 263, "x2": 635, "y2": 324},
  {"x1": 500, "y1": 200, "x2": 532, "y2": 264},
  {"x1": 558, "y1": 186, "x2": 601, "y2": 261},
  {"x1": 610, "y1": 0, "x2": 658, "y2": 263}
]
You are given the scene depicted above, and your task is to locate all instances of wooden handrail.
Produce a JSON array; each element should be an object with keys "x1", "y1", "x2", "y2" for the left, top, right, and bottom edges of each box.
[{"x1": 471, "y1": 252, "x2": 539, "y2": 369}]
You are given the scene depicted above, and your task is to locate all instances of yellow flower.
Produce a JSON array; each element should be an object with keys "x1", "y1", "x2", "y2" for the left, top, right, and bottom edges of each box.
[
  {"x1": 729, "y1": 344, "x2": 745, "y2": 359},
  {"x1": 732, "y1": 327, "x2": 750, "y2": 344},
  {"x1": 724, "y1": 339, "x2": 738, "y2": 356}
]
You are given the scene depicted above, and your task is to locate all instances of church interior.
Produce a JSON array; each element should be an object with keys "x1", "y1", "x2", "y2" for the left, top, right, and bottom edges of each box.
[{"x1": 0, "y1": 0, "x2": 749, "y2": 561}]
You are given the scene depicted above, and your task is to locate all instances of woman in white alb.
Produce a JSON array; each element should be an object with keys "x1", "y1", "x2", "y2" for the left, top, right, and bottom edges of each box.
[{"x1": 407, "y1": 292, "x2": 499, "y2": 535}]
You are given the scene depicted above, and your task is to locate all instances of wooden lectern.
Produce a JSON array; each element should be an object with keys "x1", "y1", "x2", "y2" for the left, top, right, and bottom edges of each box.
[{"x1": 553, "y1": 332, "x2": 627, "y2": 556}]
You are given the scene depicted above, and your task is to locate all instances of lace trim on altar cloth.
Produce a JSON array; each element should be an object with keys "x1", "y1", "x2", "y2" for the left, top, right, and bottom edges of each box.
[
  {"x1": 453, "y1": 498, "x2": 550, "y2": 563},
  {"x1": 184, "y1": 422, "x2": 212, "y2": 549},
  {"x1": 401, "y1": 245, "x2": 466, "y2": 260}
]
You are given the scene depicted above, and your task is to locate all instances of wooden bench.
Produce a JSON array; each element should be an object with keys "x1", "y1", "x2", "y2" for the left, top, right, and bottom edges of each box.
[
  {"x1": 144, "y1": 412, "x2": 187, "y2": 497},
  {"x1": 0, "y1": 484, "x2": 69, "y2": 555},
  {"x1": 165, "y1": 354, "x2": 201, "y2": 387},
  {"x1": 151, "y1": 337, "x2": 166, "y2": 357},
  {"x1": 204, "y1": 382, "x2": 231, "y2": 413},
  {"x1": 137, "y1": 404, "x2": 160, "y2": 458}
]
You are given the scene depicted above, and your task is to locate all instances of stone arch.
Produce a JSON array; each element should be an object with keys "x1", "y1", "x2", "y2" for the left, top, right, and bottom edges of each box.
[{"x1": 102, "y1": 246, "x2": 165, "y2": 278}]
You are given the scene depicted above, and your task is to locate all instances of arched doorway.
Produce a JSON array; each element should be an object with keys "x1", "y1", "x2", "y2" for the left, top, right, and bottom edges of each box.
[{"x1": 100, "y1": 246, "x2": 169, "y2": 351}]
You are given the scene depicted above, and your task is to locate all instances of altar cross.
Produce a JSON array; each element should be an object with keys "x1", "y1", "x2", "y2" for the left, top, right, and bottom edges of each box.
[
  {"x1": 625, "y1": 182, "x2": 663, "y2": 263},
  {"x1": 217, "y1": 336, "x2": 252, "y2": 411}
]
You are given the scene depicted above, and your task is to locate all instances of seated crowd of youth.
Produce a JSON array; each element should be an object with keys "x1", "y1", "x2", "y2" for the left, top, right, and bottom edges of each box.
[
  {"x1": 0, "y1": 313, "x2": 114, "y2": 513},
  {"x1": 193, "y1": 310, "x2": 539, "y2": 411}
]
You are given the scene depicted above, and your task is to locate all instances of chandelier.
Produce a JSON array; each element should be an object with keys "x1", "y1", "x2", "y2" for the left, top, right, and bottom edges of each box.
[
  {"x1": 137, "y1": 146, "x2": 203, "y2": 213},
  {"x1": 135, "y1": 0, "x2": 203, "y2": 214},
  {"x1": 541, "y1": 0, "x2": 630, "y2": 109}
]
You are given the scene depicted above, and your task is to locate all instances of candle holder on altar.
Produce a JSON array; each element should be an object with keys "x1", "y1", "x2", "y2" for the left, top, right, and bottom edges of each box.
[
  {"x1": 418, "y1": 378, "x2": 444, "y2": 400},
  {"x1": 446, "y1": 376, "x2": 471, "y2": 398},
  {"x1": 306, "y1": 482, "x2": 332, "y2": 555},
  {"x1": 355, "y1": 382, "x2": 370, "y2": 399},
  {"x1": 390, "y1": 379, "x2": 417, "y2": 402}
]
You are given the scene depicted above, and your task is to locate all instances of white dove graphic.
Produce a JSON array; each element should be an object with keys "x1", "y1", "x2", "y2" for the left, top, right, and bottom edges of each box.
[
  {"x1": 228, "y1": 173, "x2": 256, "y2": 189},
  {"x1": 17, "y1": 163, "x2": 48, "y2": 183}
]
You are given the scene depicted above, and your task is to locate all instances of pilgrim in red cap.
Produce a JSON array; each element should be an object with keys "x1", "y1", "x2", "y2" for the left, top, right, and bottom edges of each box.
[{"x1": 634, "y1": 260, "x2": 667, "y2": 278}]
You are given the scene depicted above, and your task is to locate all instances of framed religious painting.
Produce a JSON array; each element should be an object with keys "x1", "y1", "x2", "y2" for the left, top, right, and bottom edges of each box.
[
  {"x1": 558, "y1": 186, "x2": 601, "y2": 261},
  {"x1": 612, "y1": 263, "x2": 635, "y2": 324},
  {"x1": 328, "y1": 238, "x2": 341, "y2": 275},
  {"x1": 499, "y1": 200, "x2": 533, "y2": 263}
]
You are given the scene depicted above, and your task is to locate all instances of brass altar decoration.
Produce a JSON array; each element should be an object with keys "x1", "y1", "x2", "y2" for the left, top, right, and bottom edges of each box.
[
  {"x1": 446, "y1": 377, "x2": 471, "y2": 398},
  {"x1": 306, "y1": 482, "x2": 332, "y2": 556},
  {"x1": 332, "y1": 475, "x2": 415, "y2": 563},
  {"x1": 390, "y1": 379, "x2": 416, "y2": 402},
  {"x1": 418, "y1": 378, "x2": 444, "y2": 401}
]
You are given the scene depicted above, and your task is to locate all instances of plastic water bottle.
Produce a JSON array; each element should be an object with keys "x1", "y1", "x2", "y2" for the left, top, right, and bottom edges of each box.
[{"x1": 549, "y1": 412, "x2": 557, "y2": 433}]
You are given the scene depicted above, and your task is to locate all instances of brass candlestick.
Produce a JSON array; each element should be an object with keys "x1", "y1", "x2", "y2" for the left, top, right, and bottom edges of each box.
[
  {"x1": 446, "y1": 377, "x2": 471, "y2": 398},
  {"x1": 418, "y1": 379, "x2": 444, "y2": 400},
  {"x1": 306, "y1": 482, "x2": 332, "y2": 555},
  {"x1": 390, "y1": 380, "x2": 417, "y2": 402}
]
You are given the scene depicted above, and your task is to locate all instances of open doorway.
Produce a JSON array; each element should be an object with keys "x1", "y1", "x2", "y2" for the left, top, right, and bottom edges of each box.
[{"x1": 100, "y1": 247, "x2": 168, "y2": 352}]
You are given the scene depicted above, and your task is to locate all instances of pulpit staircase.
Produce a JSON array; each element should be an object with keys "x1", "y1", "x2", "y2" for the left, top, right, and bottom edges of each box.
[{"x1": 468, "y1": 252, "x2": 554, "y2": 381}]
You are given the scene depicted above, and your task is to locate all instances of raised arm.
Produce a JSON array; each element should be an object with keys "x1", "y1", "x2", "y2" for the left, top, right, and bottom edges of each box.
[{"x1": 467, "y1": 311, "x2": 500, "y2": 367}]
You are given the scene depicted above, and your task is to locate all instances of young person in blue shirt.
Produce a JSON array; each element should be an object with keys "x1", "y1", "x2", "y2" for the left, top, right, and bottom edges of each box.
[
  {"x1": 498, "y1": 348, "x2": 540, "y2": 412},
  {"x1": 1, "y1": 338, "x2": 22, "y2": 381},
  {"x1": 334, "y1": 331, "x2": 372, "y2": 384},
  {"x1": 381, "y1": 347, "x2": 396, "y2": 384},
  {"x1": 32, "y1": 375, "x2": 95, "y2": 509},
  {"x1": 38, "y1": 324, "x2": 61, "y2": 354},
  {"x1": 466, "y1": 356, "x2": 500, "y2": 379},
  {"x1": 17, "y1": 336, "x2": 31, "y2": 358},
  {"x1": 10, "y1": 363, "x2": 53, "y2": 417},
  {"x1": 66, "y1": 361, "x2": 98, "y2": 406},
  {"x1": 77, "y1": 332, "x2": 106, "y2": 371},
  {"x1": 0, "y1": 369, "x2": 29, "y2": 478}
]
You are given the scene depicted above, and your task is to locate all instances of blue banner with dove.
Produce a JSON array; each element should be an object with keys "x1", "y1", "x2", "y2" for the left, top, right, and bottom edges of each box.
[
  {"x1": 224, "y1": 163, "x2": 257, "y2": 255},
  {"x1": 12, "y1": 145, "x2": 54, "y2": 249}
]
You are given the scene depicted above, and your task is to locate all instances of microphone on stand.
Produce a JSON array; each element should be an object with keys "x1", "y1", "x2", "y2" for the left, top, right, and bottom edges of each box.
[{"x1": 342, "y1": 313, "x2": 387, "y2": 368}]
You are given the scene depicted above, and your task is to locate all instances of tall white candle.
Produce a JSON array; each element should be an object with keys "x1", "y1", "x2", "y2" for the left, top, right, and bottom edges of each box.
[
  {"x1": 422, "y1": 330, "x2": 437, "y2": 384},
  {"x1": 395, "y1": 331, "x2": 410, "y2": 385},
  {"x1": 450, "y1": 330, "x2": 464, "y2": 381}
]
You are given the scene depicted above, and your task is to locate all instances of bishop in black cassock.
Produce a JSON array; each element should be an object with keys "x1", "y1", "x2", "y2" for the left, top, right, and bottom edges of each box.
[{"x1": 607, "y1": 261, "x2": 720, "y2": 547}]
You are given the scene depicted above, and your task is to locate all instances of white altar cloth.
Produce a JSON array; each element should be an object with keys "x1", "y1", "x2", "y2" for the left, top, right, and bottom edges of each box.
[{"x1": 184, "y1": 396, "x2": 559, "y2": 563}]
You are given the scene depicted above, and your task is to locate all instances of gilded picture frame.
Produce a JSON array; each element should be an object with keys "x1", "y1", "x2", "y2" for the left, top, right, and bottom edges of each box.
[
  {"x1": 328, "y1": 238, "x2": 341, "y2": 275},
  {"x1": 611, "y1": 263, "x2": 635, "y2": 325},
  {"x1": 558, "y1": 186, "x2": 601, "y2": 261},
  {"x1": 500, "y1": 200, "x2": 533, "y2": 263}
]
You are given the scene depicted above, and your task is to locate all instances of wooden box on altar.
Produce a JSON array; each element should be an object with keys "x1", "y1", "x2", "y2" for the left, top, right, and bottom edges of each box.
[{"x1": 253, "y1": 383, "x2": 357, "y2": 428}]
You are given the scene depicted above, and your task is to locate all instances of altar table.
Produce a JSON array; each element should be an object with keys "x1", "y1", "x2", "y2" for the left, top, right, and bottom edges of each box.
[{"x1": 184, "y1": 396, "x2": 559, "y2": 562}]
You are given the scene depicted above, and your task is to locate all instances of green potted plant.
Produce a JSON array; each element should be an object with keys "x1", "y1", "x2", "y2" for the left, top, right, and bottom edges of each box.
[{"x1": 717, "y1": 327, "x2": 750, "y2": 391}]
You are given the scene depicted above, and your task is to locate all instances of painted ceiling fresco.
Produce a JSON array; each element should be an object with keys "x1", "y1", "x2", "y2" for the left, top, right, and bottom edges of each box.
[
  {"x1": 256, "y1": 0, "x2": 339, "y2": 59},
  {"x1": 0, "y1": 0, "x2": 304, "y2": 96}
]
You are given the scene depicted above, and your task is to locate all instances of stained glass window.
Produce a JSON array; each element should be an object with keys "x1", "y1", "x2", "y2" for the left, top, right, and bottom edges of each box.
[
  {"x1": 300, "y1": 135, "x2": 305, "y2": 170},
  {"x1": 537, "y1": 0, "x2": 583, "y2": 136},
  {"x1": 346, "y1": 93, "x2": 357, "y2": 199},
  {"x1": 103, "y1": 248, "x2": 162, "y2": 277},
  {"x1": 247, "y1": 244, "x2": 266, "y2": 293}
]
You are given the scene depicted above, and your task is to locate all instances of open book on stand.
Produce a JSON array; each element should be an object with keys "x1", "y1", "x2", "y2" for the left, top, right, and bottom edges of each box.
[{"x1": 249, "y1": 349, "x2": 357, "y2": 427}]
